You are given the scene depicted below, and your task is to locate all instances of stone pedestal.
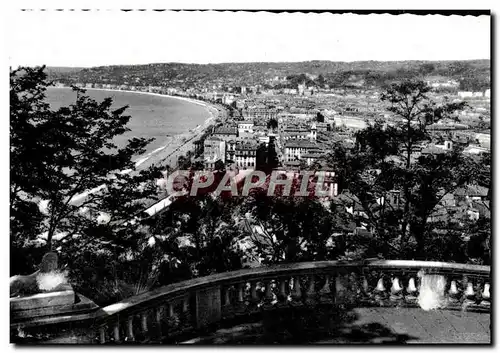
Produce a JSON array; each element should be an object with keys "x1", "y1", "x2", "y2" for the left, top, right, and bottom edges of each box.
[
  {"x1": 10, "y1": 286, "x2": 99, "y2": 344},
  {"x1": 11, "y1": 285, "x2": 98, "y2": 323}
]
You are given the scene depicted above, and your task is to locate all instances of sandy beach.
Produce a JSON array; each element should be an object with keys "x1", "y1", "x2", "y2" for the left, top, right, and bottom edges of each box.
[{"x1": 133, "y1": 108, "x2": 217, "y2": 171}]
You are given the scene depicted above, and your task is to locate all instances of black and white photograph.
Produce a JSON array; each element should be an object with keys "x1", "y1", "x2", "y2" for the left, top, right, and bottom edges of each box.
[{"x1": 7, "y1": 5, "x2": 492, "y2": 345}]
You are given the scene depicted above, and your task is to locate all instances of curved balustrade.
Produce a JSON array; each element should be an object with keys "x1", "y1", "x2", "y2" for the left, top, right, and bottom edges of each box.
[{"x1": 11, "y1": 260, "x2": 490, "y2": 344}]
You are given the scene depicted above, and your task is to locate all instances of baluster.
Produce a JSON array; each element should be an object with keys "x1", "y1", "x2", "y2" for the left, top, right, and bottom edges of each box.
[
  {"x1": 250, "y1": 281, "x2": 259, "y2": 301},
  {"x1": 390, "y1": 277, "x2": 403, "y2": 302},
  {"x1": 277, "y1": 278, "x2": 288, "y2": 307},
  {"x1": 319, "y1": 274, "x2": 333, "y2": 304},
  {"x1": 464, "y1": 281, "x2": 476, "y2": 305},
  {"x1": 347, "y1": 272, "x2": 360, "y2": 305},
  {"x1": 155, "y1": 307, "x2": 163, "y2": 325},
  {"x1": 465, "y1": 282, "x2": 475, "y2": 298},
  {"x1": 480, "y1": 283, "x2": 490, "y2": 307},
  {"x1": 248, "y1": 281, "x2": 260, "y2": 312},
  {"x1": 99, "y1": 326, "x2": 106, "y2": 344},
  {"x1": 405, "y1": 277, "x2": 418, "y2": 303},
  {"x1": 180, "y1": 296, "x2": 191, "y2": 330},
  {"x1": 166, "y1": 302, "x2": 179, "y2": 332},
  {"x1": 155, "y1": 307, "x2": 163, "y2": 339},
  {"x1": 263, "y1": 279, "x2": 275, "y2": 309},
  {"x1": 126, "y1": 316, "x2": 135, "y2": 342},
  {"x1": 335, "y1": 274, "x2": 346, "y2": 304},
  {"x1": 224, "y1": 287, "x2": 231, "y2": 306},
  {"x1": 375, "y1": 278, "x2": 386, "y2": 292},
  {"x1": 141, "y1": 312, "x2": 148, "y2": 332},
  {"x1": 222, "y1": 286, "x2": 233, "y2": 318},
  {"x1": 132, "y1": 312, "x2": 147, "y2": 343},
  {"x1": 112, "y1": 322, "x2": 120, "y2": 343},
  {"x1": 361, "y1": 276, "x2": 370, "y2": 299},
  {"x1": 250, "y1": 281, "x2": 258, "y2": 301},
  {"x1": 448, "y1": 280, "x2": 460, "y2": 304},
  {"x1": 305, "y1": 275, "x2": 317, "y2": 306},
  {"x1": 291, "y1": 276, "x2": 303, "y2": 307},
  {"x1": 235, "y1": 283, "x2": 246, "y2": 313},
  {"x1": 373, "y1": 277, "x2": 388, "y2": 302}
]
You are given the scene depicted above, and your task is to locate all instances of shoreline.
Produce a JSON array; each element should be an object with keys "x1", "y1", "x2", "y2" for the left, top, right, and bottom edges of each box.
[
  {"x1": 50, "y1": 86, "x2": 219, "y2": 170},
  {"x1": 50, "y1": 86, "x2": 210, "y2": 108}
]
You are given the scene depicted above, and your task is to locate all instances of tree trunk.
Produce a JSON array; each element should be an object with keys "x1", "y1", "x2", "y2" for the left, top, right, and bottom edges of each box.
[{"x1": 411, "y1": 223, "x2": 426, "y2": 260}]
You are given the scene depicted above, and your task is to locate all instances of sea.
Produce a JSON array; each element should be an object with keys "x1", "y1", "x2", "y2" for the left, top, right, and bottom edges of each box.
[{"x1": 45, "y1": 87, "x2": 211, "y2": 155}]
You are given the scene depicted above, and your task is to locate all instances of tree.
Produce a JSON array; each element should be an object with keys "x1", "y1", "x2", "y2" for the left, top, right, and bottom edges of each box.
[
  {"x1": 240, "y1": 192, "x2": 352, "y2": 264},
  {"x1": 145, "y1": 195, "x2": 245, "y2": 278},
  {"x1": 316, "y1": 112, "x2": 325, "y2": 123},
  {"x1": 316, "y1": 74, "x2": 326, "y2": 87},
  {"x1": 447, "y1": 61, "x2": 472, "y2": 77},
  {"x1": 10, "y1": 67, "x2": 163, "y2": 271},
  {"x1": 267, "y1": 137, "x2": 280, "y2": 171},
  {"x1": 328, "y1": 80, "x2": 482, "y2": 259},
  {"x1": 419, "y1": 63, "x2": 436, "y2": 76},
  {"x1": 267, "y1": 118, "x2": 278, "y2": 131},
  {"x1": 214, "y1": 159, "x2": 225, "y2": 172},
  {"x1": 255, "y1": 143, "x2": 268, "y2": 171}
]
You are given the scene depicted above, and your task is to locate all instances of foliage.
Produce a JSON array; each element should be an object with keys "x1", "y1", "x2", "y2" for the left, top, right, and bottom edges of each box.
[
  {"x1": 255, "y1": 143, "x2": 268, "y2": 171},
  {"x1": 327, "y1": 79, "x2": 487, "y2": 261},
  {"x1": 316, "y1": 112, "x2": 325, "y2": 123},
  {"x1": 239, "y1": 192, "x2": 352, "y2": 264},
  {"x1": 10, "y1": 67, "x2": 166, "y2": 303},
  {"x1": 214, "y1": 159, "x2": 225, "y2": 172},
  {"x1": 145, "y1": 195, "x2": 245, "y2": 277},
  {"x1": 267, "y1": 118, "x2": 278, "y2": 130},
  {"x1": 266, "y1": 137, "x2": 280, "y2": 171}
]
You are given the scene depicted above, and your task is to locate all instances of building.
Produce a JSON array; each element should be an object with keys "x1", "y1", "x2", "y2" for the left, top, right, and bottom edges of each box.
[
  {"x1": 436, "y1": 140, "x2": 453, "y2": 151},
  {"x1": 426, "y1": 79, "x2": 459, "y2": 88},
  {"x1": 284, "y1": 140, "x2": 321, "y2": 162},
  {"x1": 302, "y1": 152, "x2": 326, "y2": 166},
  {"x1": 316, "y1": 122, "x2": 332, "y2": 132},
  {"x1": 203, "y1": 136, "x2": 226, "y2": 169},
  {"x1": 222, "y1": 94, "x2": 235, "y2": 105},
  {"x1": 421, "y1": 145, "x2": 446, "y2": 156},
  {"x1": 454, "y1": 184, "x2": 489, "y2": 203},
  {"x1": 463, "y1": 145, "x2": 490, "y2": 155},
  {"x1": 234, "y1": 141, "x2": 258, "y2": 169},
  {"x1": 237, "y1": 122, "x2": 254, "y2": 137},
  {"x1": 458, "y1": 91, "x2": 473, "y2": 99},
  {"x1": 242, "y1": 106, "x2": 279, "y2": 120},
  {"x1": 281, "y1": 123, "x2": 317, "y2": 142},
  {"x1": 298, "y1": 84, "x2": 306, "y2": 96},
  {"x1": 213, "y1": 126, "x2": 238, "y2": 141},
  {"x1": 226, "y1": 139, "x2": 237, "y2": 162},
  {"x1": 235, "y1": 100, "x2": 246, "y2": 110}
]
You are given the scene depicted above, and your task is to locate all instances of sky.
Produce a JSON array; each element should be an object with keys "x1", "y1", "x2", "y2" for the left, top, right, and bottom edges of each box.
[{"x1": 6, "y1": 11, "x2": 491, "y2": 67}]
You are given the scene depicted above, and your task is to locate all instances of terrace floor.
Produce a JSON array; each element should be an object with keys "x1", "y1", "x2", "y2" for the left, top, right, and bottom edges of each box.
[{"x1": 181, "y1": 306, "x2": 491, "y2": 344}]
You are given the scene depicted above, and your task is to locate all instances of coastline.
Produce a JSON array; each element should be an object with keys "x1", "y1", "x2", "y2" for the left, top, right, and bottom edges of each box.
[
  {"x1": 50, "y1": 86, "x2": 210, "y2": 108},
  {"x1": 50, "y1": 86, "x2": 219, "y2": 171}
]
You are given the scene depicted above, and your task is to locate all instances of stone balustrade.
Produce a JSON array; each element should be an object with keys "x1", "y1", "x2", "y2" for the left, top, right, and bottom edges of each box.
[{"x1": 11, "y1": 260, "x2": 490, "y2": 344}]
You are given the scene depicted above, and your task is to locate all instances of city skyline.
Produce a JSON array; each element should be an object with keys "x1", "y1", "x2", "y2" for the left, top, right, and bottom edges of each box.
[{"x1": 7, "y1": 11, "x2": 490, "y2": 67}]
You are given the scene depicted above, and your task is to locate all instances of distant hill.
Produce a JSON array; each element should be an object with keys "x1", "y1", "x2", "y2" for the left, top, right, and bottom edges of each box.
[
  {"x1": 45, "y1": 59, "x2": 490, "y2": 91},
  {"x1": 45, "y1": 66, "x2": 86, "y2": 74}
]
